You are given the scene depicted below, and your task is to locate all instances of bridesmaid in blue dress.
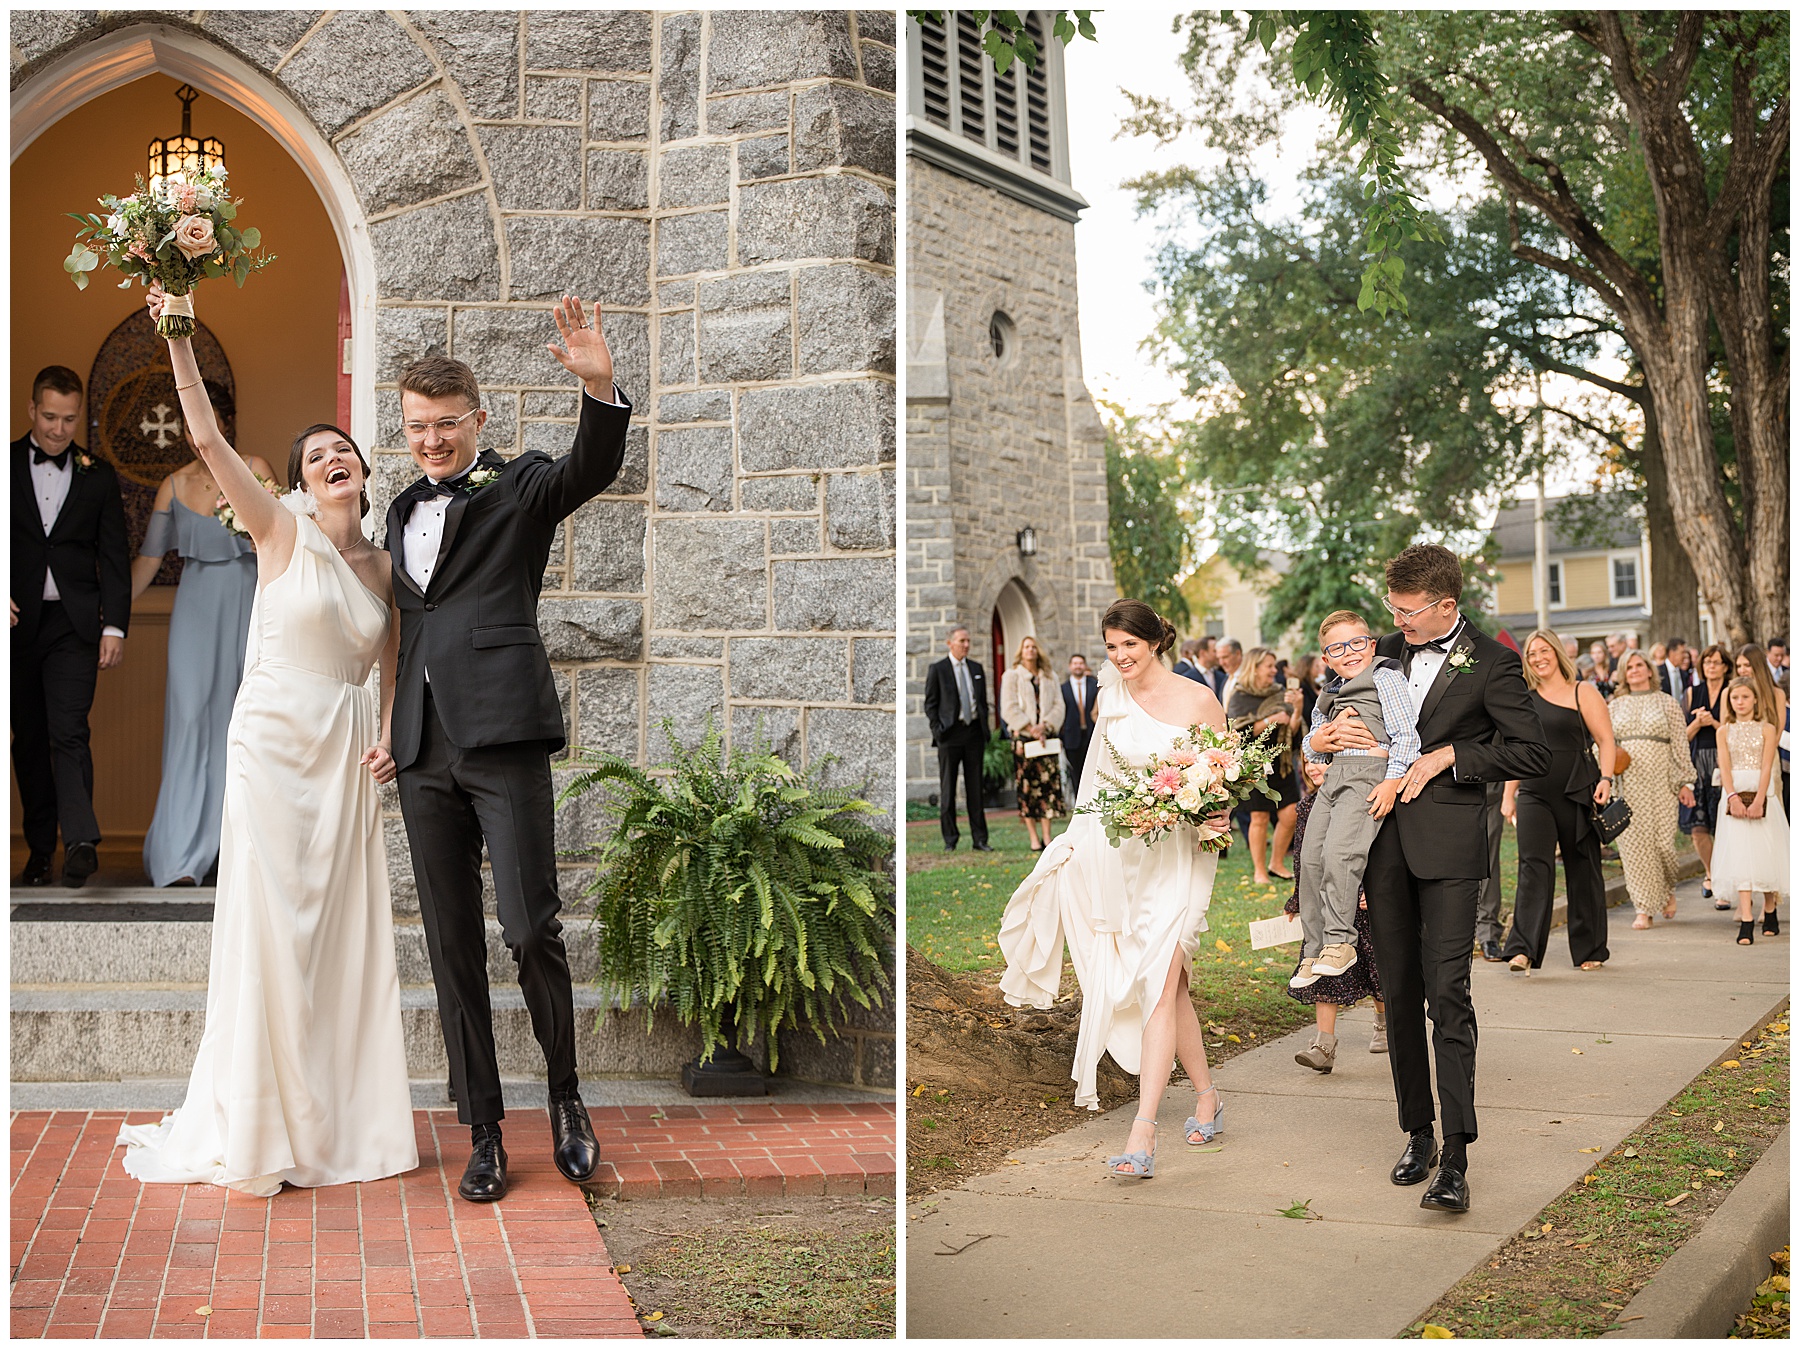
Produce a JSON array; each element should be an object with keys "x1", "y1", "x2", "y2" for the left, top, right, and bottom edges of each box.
[{"x1": 130, "y1": 383, "x2": 275, "y2": 886}]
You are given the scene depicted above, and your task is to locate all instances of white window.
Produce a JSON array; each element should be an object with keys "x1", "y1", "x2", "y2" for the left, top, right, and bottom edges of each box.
[
  {"x1": 1547, "y1": 560, "x2": 1563, "y2": 608},
  {"x1": 1611, "y1": 554, "x2": 1640, "y2": 603}
]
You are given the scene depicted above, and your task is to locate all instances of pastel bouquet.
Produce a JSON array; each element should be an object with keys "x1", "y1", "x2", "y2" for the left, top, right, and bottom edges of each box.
[
  {"x1": 1080, "y1": 724, "x2": 1280, "y2": 852},
  {"x1": 64, "y1": 165, "x2": 275, "y2": 337},
  {"x1": 215, "y1": 475, "x2": 282, "y2": 537}
]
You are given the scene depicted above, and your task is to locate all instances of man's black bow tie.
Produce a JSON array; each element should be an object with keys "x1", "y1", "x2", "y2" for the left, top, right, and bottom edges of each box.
[
  {"x1": 1402, "y1": 636, "x2": 1452, "y2": 674},
  {"x1": 31, "y1": 447, "x2": 68, "y2": 467},
  {"x1": 417, "y1": 478, "x2": 460, "y2": 499}
]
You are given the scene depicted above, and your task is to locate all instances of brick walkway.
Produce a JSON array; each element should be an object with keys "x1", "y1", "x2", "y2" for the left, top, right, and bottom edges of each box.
[{"x1": 10, "y1": 1102, "x2": 893, "y2": 1338}]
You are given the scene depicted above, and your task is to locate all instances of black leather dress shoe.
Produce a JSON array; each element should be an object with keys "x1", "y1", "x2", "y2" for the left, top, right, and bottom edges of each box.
[
  {"x1": 549, "y1": 1094, "x2": 600, "y2": 1182},
  {"x1": 1481, "y1": 939, "x2": 1504, "y2": 962},
  {"x1": 19, "y1": 852, "x2": 53, "y2": 887},
  {"x1": 1420, "y1": 1162, "x2": 1470, "y2": 1212},
  {"x1": 1391, "y1": 1130, "x2": 1439, "y2": 1186},
  {"x1": 62, "y1": 841, "x2": 98, "y2": 888},
  {"x1": 972, "y1": 842, "x2": 994, "y2": 852},
  {"x1": 459, "y1": 1128, "x2": 508, "y2": 1202}
]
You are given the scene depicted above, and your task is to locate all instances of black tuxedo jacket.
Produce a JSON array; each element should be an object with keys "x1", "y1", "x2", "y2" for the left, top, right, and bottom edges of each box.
[
  {"x1": 1060, "y1": 675, "x2": 1098, "y2": 754},
  {"x1": 384, "y1": 391, "x2": 631, "y2": 771},
  {"x1": 11, "y1": 436, "x2": 131, "y2": 645},
  {"x1": 1172, "y1": 659, "x2": 1203, "y2": 683},
  {"x1": 923, "y1": 655, "x2": 987, "y2": 746},
  {"x1": 1375, "y1": 616, "x2": 1550, "y2": 878}
]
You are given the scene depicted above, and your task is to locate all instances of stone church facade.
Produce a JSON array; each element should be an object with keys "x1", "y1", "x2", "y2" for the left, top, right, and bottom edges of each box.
[
  {"x1": 11, "y1": 9, "x2": 896, "y2": 1088},
  {"x1": 903, "y1": 12, "x2": 1113, "y2": 801}
]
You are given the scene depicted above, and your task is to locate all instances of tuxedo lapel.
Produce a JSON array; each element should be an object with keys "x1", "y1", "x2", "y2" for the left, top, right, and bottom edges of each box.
[
  {"x1": 388, "y1": 496, "x2": 425, "y2": 598},
  {"x1": 15, "y1": 441, "x2": 44, "y2": 540},
  {"x1": 1416, "y1": 616, "x2": 1478, "y2": 733},
  {"x1": 429, "y1": 451, "x2": 504, "y2": 590}
]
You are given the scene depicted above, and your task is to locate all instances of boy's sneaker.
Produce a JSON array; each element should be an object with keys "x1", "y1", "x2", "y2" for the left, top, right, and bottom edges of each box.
[
  {"x1": 1288, "y1": 958, "x2": 1320, "y2": 990},
  {"x1": 1295, "y1": 1031, "x2": 1338, "y2": 1073},
  {"x1": 1312, "y1": 943, "x2": 1358, "y2": 977}
]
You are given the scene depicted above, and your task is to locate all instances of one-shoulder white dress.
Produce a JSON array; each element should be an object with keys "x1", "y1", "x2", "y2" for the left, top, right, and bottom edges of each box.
[
  {"x1": 119, "y1": 513, "x2": 418, "y2": 1195},
  {"x1": 998, "y1": 663, "x2": 1218, "y2": 1109}
]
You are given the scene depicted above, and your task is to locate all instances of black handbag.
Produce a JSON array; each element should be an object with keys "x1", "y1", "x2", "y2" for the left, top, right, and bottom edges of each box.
[{"x1": 1593, "y1": 795, "x2": 1633, "y2": 844}]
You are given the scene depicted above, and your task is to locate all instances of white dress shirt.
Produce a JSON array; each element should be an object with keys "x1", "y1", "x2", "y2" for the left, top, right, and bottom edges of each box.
[
  {"x1": 1403, "y1": 615, "x2": 1466, "y2": 713},
  {"x1": 30, "y1": 436, "x2": 124, "y2": 639}
]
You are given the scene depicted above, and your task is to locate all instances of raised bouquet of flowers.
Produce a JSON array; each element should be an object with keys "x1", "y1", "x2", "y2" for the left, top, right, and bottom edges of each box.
[
  {"x1": 64, "y1": 165, "x2": 275, "y2": 337},
  {"x1": 215, "y1": 476, "x2": 282, "y2": 537},
  {"x1": 1080, "y1": 724, "x2": 1280, "y2": 852}
]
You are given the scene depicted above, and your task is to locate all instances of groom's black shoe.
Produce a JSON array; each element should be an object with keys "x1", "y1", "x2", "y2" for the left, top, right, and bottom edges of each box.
[
  {"x1": 549, "y1": 1092, "x2": 600, "y2": 1183},
  {"x1": 19, "y1": 852, "x2": 53, "y2": 887},
  {"x1": 62, "y1": 841, "x2": 98, "y2": 888},
  {"x1": 1420, "y1": 1162, "x2": 1470, "y2": 1213},
  {"x1": 459, "y1": 1125, "x2": 508, "y2": 1202},
  {"x1": 1391, "y1": 1128, "x2": 1439, "y2": 1186}
]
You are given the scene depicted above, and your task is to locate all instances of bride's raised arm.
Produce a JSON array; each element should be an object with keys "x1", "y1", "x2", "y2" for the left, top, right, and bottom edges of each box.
[{"x1": 147, "y1": 284, "x2": 290, "y2": 556}]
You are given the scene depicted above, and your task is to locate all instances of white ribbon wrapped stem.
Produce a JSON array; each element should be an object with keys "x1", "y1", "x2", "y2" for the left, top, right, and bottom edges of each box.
[{"x1": 162, "y1": 291, "x2": 195, "y2": 320}]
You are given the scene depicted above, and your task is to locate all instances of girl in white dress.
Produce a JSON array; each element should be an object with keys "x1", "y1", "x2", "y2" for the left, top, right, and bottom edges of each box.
[
  {"x1": 998, "y1": 600, "x2": 1227, "y2": 1178},
  {"x1": 1713, "y1": 677, "x2": 1787, "y2": 946},
  {"x1": 117, "y1": 285, "x2": 418, "y2": 1195}
]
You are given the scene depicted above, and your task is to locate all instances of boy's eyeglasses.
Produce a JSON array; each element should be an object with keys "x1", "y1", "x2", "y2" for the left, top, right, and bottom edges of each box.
[{"x1": 1323, "y1": 636, "x2": 1375, "y2": 658}]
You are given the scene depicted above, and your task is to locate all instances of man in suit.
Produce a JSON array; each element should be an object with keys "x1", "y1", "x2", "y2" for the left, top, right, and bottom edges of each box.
[
  {"x1": 1217, "y1": 637, "x2": 1244, "y2": 704},
  {"x1": 1172, "y1": 639, "x2": 1206, "y2": 682},
  {"x1": 11, "y1": 366, "x2": 130, "y2": 888},
  {"x1": 1310, "y1": 545, "x2": 1548, "y2": 1214},
  {"x1": 383, "y1": 299, "x2": 629, "y2": 1203},
  {"x1": 922, "y1": 625, "x2": 991, "y2": 852},
  {"x1": 1060, "y1": 652, "x2": 1098, "y2": 795},
  {"x1": 1660, "y1": 638, "x2": 1693, "y2": 701}
]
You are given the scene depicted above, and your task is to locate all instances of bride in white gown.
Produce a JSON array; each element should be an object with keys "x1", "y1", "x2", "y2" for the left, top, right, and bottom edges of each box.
[
  {"x1": 118, "y1": 286, "x2": 417, "y2": 1195},
  {"x1": 999, "y1": 599, "x2": 1227, "y2": 1177}
]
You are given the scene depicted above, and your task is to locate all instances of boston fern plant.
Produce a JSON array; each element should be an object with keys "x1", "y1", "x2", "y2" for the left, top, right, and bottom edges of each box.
[{"x1": 557, "y1": 721, "x2": 893, "y2": 1071}]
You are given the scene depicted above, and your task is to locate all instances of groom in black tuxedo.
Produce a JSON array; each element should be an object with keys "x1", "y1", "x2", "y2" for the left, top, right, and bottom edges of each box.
[
  {"x1": 384, "y1": 298, "x2": 629, "y2": 1202},
  {"x1": 11, "y1": 366, "x2": 131, "y2": 888},
  {"x1": 1311, "y1": 545, "x2": 1548, "y2": 1214}
]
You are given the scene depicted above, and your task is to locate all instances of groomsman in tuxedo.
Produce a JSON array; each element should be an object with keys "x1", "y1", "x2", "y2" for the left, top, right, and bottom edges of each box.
[
  {"x1": 1059, "y1": 652, "x2": 1098, "y2": 794},
  {"x1": 11, "y1": 366, "x2": 130, "y2": 888},
  {"x1": 923, "y1": 625, "x2": 991, "y2": 851},
  {"x1": 1311, "y1": 545, "x2": 1548, "y2": 1214},
  {"x1": 1172, "y1": 639, "x2": 1206, "y2": 682}
]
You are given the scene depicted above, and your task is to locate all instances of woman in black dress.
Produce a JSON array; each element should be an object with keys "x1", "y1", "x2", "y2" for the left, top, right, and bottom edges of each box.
[
  {"x1": 1682, "y1": 643, "x2": 1732, "y2": 908},
  {"x1": 1502, "y1": 630, "x2": 1619, "y2": 971},
  {"x1": 1225, "y1": 647, "x2": 1303, "y2": 884}
]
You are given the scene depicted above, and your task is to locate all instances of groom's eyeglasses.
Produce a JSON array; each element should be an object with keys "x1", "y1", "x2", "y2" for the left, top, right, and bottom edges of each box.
[
  {"x1": 1323, "y1": 636, "x2": 1375, "y2": 658},
  {"x1": 402, "y1": 407, "x2": 481, "y2": 440},
  {"x1": 1381, "y1": 594, "x2": 1451, "y2": 620}
]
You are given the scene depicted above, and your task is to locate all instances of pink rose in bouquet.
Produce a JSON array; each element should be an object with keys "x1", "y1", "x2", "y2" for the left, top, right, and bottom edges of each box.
[{"x1": 173, "y1": 214, "x2": 217, "y2": 259}]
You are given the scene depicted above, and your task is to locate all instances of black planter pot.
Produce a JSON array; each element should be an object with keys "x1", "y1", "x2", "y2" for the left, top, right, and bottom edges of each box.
[{"x1": 679, "y1": 1007, "x2": 769, "y2": 1097}]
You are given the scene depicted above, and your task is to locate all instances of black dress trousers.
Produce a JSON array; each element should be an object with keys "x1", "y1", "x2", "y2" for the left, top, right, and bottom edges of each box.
[
  {"x1": 937, "y1": 723, "x2": 988, "y2": 849},
  {"x1": 11, "y1": 602, "x2": 102, "y2": 855},
  {"x1": 1503, "y1": 786, "x2": 1609, "y2": 968},
  {"x1": 398, "y1": 688, "x2": 578, "y2": 1125}
]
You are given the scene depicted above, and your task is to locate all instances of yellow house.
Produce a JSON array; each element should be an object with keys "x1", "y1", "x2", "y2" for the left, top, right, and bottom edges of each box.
[
  {"x1": 1488, "y1": 497, "x2": 1652, "y2": 646},
  {"x1": 1186, "y1": 549, "x2": 1311, "y2": 658}
]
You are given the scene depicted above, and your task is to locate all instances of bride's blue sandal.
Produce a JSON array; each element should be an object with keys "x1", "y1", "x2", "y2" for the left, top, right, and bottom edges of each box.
[
  {"x1": 1106, "y1": 1117, "x2": 1157, "y2": 1178},
  {"x1": 1184, "y1": 1084, "x2": 1225, "y2": 1146}
]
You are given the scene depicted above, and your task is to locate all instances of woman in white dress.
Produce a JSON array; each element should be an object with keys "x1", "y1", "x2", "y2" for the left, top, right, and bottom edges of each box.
[
  {"x1": 998, "y1": 599, "x2": 1227, "y2": 1178},
  {"x1": 1713, "y1": 677, "x2": 1787, "y2": 945},
  {"x1": 117, "y1": 285, "x2": 417, "y2": 1195}
]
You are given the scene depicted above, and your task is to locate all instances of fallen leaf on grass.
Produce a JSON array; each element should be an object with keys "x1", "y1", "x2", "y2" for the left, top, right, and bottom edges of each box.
[
  {"x1": 642, "y1": 1311, "x2": 664, "y2": 1323},
  {"x1": 1215, "y1": 939, "x2": 1233, "y2": 953},
  {"x1": 1665, "y1": 1192, "x2": 1692, "y2": 1207},
  {"x1": 1722, "y1": 1060, "x2": 1741, "y2": 1069},
  {"x1": 1705, "y1": 1169, "x2": 1726, "y2": 1177},
  {"x1": 912, "y1": 1084, "x2": 927, "y2": 1096},
  {"x1": 1714, "y1": 1121, "x2": 1725, "y2": 1133},
  {"x1": 1622, "y1": 1146, "x2": 1640, "y2": 1158},
  {"x1": 1420, "y1": 1325, "x2": 1455, "y2": 1339},
  {"x1": 1226, "y1": 1034, "x2": 1242, "y2": 1043},
  {"x1": 615, "y1": 1264, "x2": 632, "y2": 1274},
  {"x1": 1540, "y1": 1222, "x2": 1554, "y2": 1234}
]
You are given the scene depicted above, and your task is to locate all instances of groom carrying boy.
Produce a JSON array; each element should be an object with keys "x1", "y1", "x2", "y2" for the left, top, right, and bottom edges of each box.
[{"x1": 382, "y1": 296, "x2": 628, "y2": 1203}]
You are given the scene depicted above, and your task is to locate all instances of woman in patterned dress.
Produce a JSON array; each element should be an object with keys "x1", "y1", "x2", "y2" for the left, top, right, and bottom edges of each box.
[
  {"x1": 1610, "y1": 649, "x2": 1696, "y2": 929},
  {"x1": 1001, "y1": 635, "x2": 1066, "y2": 852}
]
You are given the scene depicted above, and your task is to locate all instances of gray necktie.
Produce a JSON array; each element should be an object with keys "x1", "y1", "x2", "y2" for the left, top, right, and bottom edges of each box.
[{"x1": 956, "y1": 661, "x2": 975, "y2": 722}]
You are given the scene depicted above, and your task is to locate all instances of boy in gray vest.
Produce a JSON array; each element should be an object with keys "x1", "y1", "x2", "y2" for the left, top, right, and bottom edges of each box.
[{"x1": 1291, "y1": 610, "x2": 1423, "y2": 997}]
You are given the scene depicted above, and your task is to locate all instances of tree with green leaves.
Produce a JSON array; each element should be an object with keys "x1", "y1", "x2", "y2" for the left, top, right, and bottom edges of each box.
[
  {"x1": 1101, "y1": 401, "x2": 1192, "y2": 629},
  {"x1": 1222, "y1": 11, "x2": 1787, "y2": 648}
]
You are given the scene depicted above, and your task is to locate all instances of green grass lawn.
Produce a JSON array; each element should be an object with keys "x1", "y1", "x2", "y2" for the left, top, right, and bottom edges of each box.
[{"x1": 906, "y1": 808, "x2": 1679, "y2": 1042}]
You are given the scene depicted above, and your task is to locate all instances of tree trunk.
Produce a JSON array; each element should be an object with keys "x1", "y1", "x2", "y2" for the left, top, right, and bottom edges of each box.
[{"x1": 1638, "y1": 401, "x2": 1700, "y2": 647}]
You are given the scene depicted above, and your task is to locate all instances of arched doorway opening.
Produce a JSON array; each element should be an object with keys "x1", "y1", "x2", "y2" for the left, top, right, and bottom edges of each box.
[
  {"x1": 11, "y1": 28, "x2": 374, "y2": 878},
  {"x1": 989, "y1": 577, "x2": 1038, "y2": 728}
]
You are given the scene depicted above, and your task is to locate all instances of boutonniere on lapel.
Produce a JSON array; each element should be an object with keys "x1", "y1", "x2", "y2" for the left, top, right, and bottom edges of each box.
[
  {"x1": 1446, "y1": 648, "x2": 1477, "y2": 678},
  {"x1": 459, "y1": 466, "x2": 501, "y2": 494},
  {"x1": 72, "y1": 452, "x2": 95, "y2": 474}
]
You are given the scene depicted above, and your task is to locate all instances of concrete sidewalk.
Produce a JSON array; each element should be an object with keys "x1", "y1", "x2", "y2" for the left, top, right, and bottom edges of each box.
[{"x1": 906, "y1": 878, "x2": 1789, "y2": 1338}]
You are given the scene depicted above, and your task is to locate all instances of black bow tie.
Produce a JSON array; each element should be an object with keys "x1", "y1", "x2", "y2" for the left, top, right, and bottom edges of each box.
[
  {"x1": 1403, "y1": 636, "x2": 1450, "y2": 675},
  {"x1": 31, "y1": 447, "x2": 68, "y2": 467},
  {"x1": 416, "y1": 478, "x2": 460, "y2": 500}
]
